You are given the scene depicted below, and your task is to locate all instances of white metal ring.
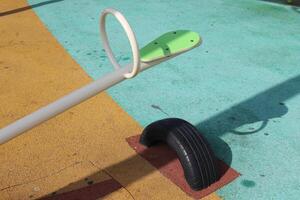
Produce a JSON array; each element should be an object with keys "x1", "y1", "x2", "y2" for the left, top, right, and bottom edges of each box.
[{"x1": 100, "y1": 8, "x2": 140, "y2": 79}]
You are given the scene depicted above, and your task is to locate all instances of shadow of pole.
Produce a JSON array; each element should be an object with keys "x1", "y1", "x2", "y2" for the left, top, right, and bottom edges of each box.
[
  {"x1": 197, "y1": 75, "x2": 300, "y2": 136},
  {"x1": 0, "y1": 0, "x2": 64, "y2": 17},
  {"x1": 259, "y1": 0, "x2": 300, "y2": 7},
  {"x1": 196, "y1": 75, "x2": 300, "y2": 167}
]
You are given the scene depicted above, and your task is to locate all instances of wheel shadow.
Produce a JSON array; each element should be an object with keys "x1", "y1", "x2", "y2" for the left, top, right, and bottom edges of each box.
[{"x1": 40, "y1": 149, "x2": 178, "y2": 200}]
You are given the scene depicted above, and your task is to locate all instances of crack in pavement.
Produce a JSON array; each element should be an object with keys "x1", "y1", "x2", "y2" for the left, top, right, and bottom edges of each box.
[{"x1": 0, "y1": 161, "x2": 83, "y2": 192}]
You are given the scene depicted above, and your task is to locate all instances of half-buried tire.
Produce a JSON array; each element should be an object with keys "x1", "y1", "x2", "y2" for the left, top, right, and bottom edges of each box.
[{"x1": 140, "y1": 118, "x2": 219, "y2": 190}]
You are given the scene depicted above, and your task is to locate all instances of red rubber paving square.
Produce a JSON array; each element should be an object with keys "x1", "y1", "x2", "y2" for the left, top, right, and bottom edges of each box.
[{"x1": 126, "y1": 135, "x2": 240, "y2": 199}]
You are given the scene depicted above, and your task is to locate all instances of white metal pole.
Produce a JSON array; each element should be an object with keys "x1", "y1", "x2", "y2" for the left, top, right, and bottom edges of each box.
[
  {"x1": 0, "y1": 8, "x2": 142, "y2": 144},
  {"x1": 0, "y1": 67, "x2": 128, "y2": 144},
  {"x1": 0, "y1": 8, "x2": 189, "y2": 144},
  {"x1": 0, "y1": 54, "x2": 170, "y2": 144}
]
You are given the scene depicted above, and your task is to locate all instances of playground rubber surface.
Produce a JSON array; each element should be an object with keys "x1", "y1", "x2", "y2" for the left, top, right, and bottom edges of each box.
[{"x1": 0, "y1": 0, "x2": 300, "y2": 199}]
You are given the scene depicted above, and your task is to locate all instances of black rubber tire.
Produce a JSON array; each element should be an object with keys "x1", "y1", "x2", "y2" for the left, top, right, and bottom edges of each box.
[{"x1": 140, "y1": 118, "x2": 219, "y2": 190}]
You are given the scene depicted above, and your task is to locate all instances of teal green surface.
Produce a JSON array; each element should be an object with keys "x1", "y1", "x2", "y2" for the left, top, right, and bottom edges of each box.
[{"x1": 28, "y1": 0, "x2": 300, "y2": 199}]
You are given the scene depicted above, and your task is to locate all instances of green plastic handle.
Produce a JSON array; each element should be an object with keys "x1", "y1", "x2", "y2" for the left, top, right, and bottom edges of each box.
[{"x1": 140, "y1": 30, "x2": 202, "y2": 62}]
